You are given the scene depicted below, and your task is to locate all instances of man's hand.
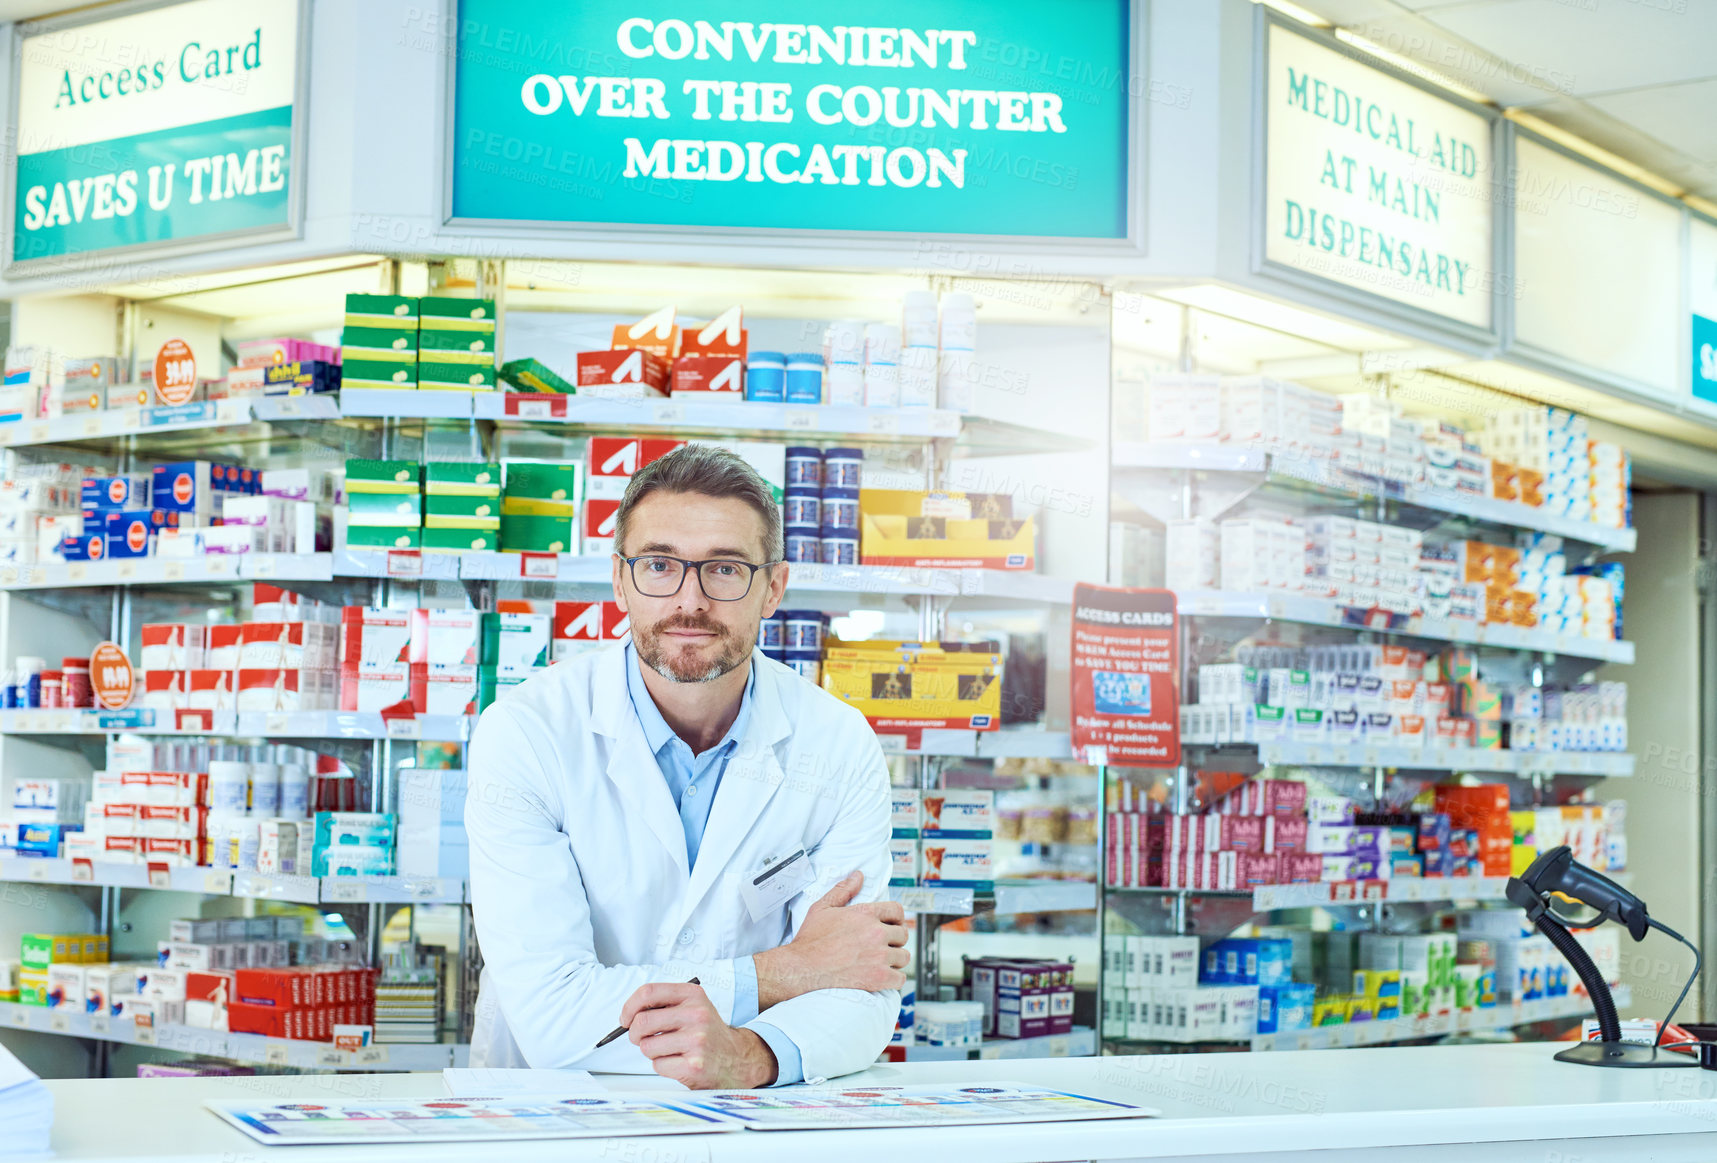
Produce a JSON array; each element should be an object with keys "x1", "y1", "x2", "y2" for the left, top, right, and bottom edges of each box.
[
  {"x1": 620, "y1": 982, "x2": 778, "y2": 1089},
  {"x1": 754, "y1": 871, "x2": 909, "y2": 1008}
]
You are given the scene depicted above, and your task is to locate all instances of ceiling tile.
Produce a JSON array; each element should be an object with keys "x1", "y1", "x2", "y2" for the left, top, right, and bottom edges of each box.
[
  {"x1": 1587, "y1": 80, "x2": 1717, "y2": 169},
  {"x1": 1423, "y1": 0, "x2": 1717, "y2": 95}
]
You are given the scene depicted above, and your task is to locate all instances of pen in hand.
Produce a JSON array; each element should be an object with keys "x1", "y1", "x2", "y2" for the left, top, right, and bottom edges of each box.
[{"x1": 594, "y1": 977, "x2": 700, "y2": 1049}]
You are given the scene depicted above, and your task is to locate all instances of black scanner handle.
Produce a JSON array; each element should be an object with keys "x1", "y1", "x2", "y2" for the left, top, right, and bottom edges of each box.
[{"x1": 1511, "y1": 845, "x2": 1649, "y2": 941}]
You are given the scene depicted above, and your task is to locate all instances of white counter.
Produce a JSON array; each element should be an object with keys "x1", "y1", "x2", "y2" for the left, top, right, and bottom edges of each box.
[{"x1": 32, "y1": 1043, "x2": 1717, "y2": 1163}]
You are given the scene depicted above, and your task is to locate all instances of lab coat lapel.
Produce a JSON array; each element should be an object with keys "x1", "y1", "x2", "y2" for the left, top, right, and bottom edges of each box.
[
  {"x1": 591, "y1": 644, "x2": 690, "y2": 880},
  {"x1": 677, "y1": 654, "x2": 790, "y2": 925}
]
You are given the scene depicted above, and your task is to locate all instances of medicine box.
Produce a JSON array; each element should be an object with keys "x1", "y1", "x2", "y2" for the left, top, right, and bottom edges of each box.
[
  {"x1": 918, "y1": 837, "x2": 992, "y2": 889},
  {"x1": 888, "y1": 838, "x2": 918, "y2": 887},
  {"x1": 890, "y1": 790, "x2": 921, "y2": 837},
  {"x1": 480, "y1": 612, "x2": 551, "y2": 674},
  {"x1": 423, "y1": 462, "x2": 501, "y2": 496},
  {"x1": 920, "y1": 789, "x2": 993, "y2": 837}
]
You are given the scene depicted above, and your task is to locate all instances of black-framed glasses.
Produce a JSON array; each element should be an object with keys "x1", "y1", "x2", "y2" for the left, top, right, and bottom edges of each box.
[{"x1": 621, "y1": 555, "x2": 782, "y2": 601}]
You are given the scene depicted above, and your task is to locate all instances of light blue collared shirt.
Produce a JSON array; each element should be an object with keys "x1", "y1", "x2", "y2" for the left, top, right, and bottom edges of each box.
[{"x1": 624, "y1": 645, "x2": 805, "y2": 1085}]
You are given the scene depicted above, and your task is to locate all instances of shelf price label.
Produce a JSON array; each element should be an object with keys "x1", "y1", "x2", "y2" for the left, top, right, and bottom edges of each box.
[
  {"x1": 784, "y1": 409, "x2": 817, "y2": 430},
  {"x1": 134, "y1": 1025, "x2": 156, "y2": 1045},
  {"x1": 387, "y1": 550, "x2": 424, "y2": 578},
  {"x1": 894, "y1": 888, "x2": 937, "y2": 913},
  {"x1": 315, "y1": 1048, "x2": 348, "y2": 1068},
  {"x1": 327, "y1": 880, "x2": 366, "y2": 903},
  {"x1": 266, "y1": 1044, "x2": 290, "y2": 1066},
  {"x1": 49, "y1": 1012, "x2": 71, "y2": 1033},
  {"x1": 9, "y1": 1008, "x2": 30, "y2": 1028},
  {"x1": 384, "y1": 716, "x2": 420, "y2": 740},
  {"x1": 89, "y1": 1014, "x2": 110, "y2": 1035},
  {"x1": 519, "y1": 552, "x2": 559, "y2": 580}
]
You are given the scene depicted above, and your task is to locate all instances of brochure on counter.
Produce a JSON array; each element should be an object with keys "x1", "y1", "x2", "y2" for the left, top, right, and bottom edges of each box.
[{"x1": 207, "y1": 1081, "x2": 1155, "y2": 1145}]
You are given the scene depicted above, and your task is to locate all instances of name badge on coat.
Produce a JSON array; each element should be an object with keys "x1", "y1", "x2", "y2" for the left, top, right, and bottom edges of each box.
[{"x1": 740, "y1": 848, "x2": 814, "y2": 921}]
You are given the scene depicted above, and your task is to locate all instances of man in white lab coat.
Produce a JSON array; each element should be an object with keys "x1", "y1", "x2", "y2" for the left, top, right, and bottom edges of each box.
[{"x1": 466, "y1": 444, "x2": 907, "y2": 1087}]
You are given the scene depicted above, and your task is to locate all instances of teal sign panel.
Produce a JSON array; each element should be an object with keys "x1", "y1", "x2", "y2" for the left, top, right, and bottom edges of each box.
[
  {"x1": 450, "y1": 0, "x2": 1132, "y2": 238},
  {"x1": 14, "y1": 107, "x2": 293, "y2": 263},
  {"x1": 1695, "y1": 312, "x2": 1717, "y2": 406}
]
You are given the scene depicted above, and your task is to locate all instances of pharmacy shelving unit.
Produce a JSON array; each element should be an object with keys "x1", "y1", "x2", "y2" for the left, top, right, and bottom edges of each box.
[
  {"x1": 1095, "y1": 438, "x2": 1638, "y2": 1056},
  {"x1": 1101, "y1": 986, "x2": 1631, "y2": 1055},
  {"x1": 901, "y1": 1025, "x2": 1098, "y2": 1062},
  {"x1": 0, "y1": 336, "x2": 1098, "y2": 1072},
  {"x1": 0, "y1": 1000, "x2": 464, "y2": 1070}
]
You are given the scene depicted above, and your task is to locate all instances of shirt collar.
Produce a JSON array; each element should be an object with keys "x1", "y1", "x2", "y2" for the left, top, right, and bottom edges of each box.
[{"x1": 624, "y1": 641, "x2": 755, "y2": 759}]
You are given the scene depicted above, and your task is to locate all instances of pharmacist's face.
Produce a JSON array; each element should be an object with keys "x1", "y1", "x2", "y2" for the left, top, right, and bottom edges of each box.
[{"x1": 614, "y1": 491, "x2": 787, "y2": 683}]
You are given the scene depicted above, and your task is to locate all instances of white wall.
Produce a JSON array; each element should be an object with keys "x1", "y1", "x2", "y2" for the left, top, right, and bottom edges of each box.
[{"x1": 1601, "y1": 493, "x2": 1702, "y2": 1021}]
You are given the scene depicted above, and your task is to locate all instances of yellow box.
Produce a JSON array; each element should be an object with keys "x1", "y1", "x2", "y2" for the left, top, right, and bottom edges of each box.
[
  {"x1": 1312, "y1": 996, "x2": 1348, "y2": 1026},
  {"x1": 18, "y1": 967, "x2": 48, "y2": 1006},
  {"x1": 858, "y1": 490, "x2": 1034, "y2": 570},
  {"x1": 820, "y1": 656, "x2": 1002, "y2": 731}
]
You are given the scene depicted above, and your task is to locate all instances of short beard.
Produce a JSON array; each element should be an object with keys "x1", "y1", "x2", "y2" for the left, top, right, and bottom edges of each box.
[{"x1": 635, "y1": 613, "x2": 753, "y2": 684}]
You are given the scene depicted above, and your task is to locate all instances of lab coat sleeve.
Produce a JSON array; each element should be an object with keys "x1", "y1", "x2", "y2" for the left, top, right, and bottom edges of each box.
[
  {"x1": 738, "y1": 717, "x2": 900, "y2": 1082},
  {"x1": 466, "y1": 700, "x2": 752, "y2": 1071}
]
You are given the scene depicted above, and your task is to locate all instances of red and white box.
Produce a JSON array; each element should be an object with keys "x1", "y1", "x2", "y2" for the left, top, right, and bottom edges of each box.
[
  {"x1": 139, "y1": 670, "x2": 188, "y2": 711},
  {"x1": 576, "y1": 349, "x2": 669, "y2": 399},
  {"x1": 84, "y1": 801, "x2": 139, "y2": 834},
  {"x1": 583, "y1": 498, "x2": 621, "y2": 557},
  {"x1": 340, "y1": 607, "x2": 415, "y2": 666},
  {"x1": 206, "y1": 625, "x2": 244, "y2": 670},
  {"x1": 137, "y1": 805, "x2": 206, "y2": 841},
  {"x1": 338, "y1": 663, "x2": 422, "y2": 715},
  {"x1": 140, "y1": 624, "x2": 206, "y2": 670},
  {"x1": 236, "y1": 668, "x2": 333, "y2": 712},
  {"x1": 421, "y1": 664, "x2": 478, "y2": 716},
  {"x1": 187, "y1": 669, "x2": 234, "y2": 711},
  {"x1": 552, "y1": 601, "x2": 629, "y2": 660},
  {"x1": 252, "y1": 583, "x2": 303, "y2": 622},
  {"x1": 412, "y1": 608, "x2": 480, "y2": 666},
  {"x1": 184, "y1": 970, "x2": 235, "y2": 1030},
  {"x1": 671, "y1": 355, "x2": 744, "y2": 400},
  {"x1": 585, "y1": 436, "x2": 686, "y2": 500},
  {"x1": 139, "y1": 837, "x2": 197, "y2": 866},
  {"x1": 239, "y1": 621, "x2": 337, "y2": 669}
]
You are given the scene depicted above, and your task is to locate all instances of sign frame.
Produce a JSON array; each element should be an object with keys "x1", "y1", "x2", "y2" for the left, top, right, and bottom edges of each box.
[
  {"x1": 3, "y1": 0, "x2": 312, "y2": 276},
  {"x1": 1249, "y1": 8, "x2": 1505, "y2": 348},
  {"x1": 1505, "y1": 122, "x2": 1694, "y2": 415},
  {"x1": 439, "y1": 0, "x2": 1150, "y2": 254}
]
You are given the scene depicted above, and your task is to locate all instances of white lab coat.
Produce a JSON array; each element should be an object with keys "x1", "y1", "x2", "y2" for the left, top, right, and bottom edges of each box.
[{"x1": 464, "y1": 643, "x2": 899, "y2": 1082}]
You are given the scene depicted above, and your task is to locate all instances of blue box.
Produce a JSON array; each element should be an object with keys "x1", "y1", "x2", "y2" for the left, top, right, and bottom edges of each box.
[
  {"x1": 81, "y1": 475, "x2": 150, "y2": 512},
  {"x1": 152, "y1": 461, "x2": 213, "y2": 512},
  {"x1": 1257, "y1": 938, "x2": 1294, "y2": 987},
  {"x1": 59, "y1": 533, "x2": 105, "y2": 561},
  {"x1": 15, "y1": 822, "x2": 80, "y2": 855},
  {"x1": 1259, "y1": 983, "x2": 1316, "y2": 1033},
  {"x1": 264, "y1": 360, "x2": 341, "y2": 395}
]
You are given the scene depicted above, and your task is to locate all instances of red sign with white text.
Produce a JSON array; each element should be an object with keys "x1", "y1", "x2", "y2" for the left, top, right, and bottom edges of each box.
[{"x1": 1070, "y1": 583, "x2": 1179, "y2": 767}]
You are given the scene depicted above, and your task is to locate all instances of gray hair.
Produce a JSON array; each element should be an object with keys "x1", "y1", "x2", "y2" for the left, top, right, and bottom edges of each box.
[{"x1": 614, "y1": 444, "x2": 784, "y2": 562}]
